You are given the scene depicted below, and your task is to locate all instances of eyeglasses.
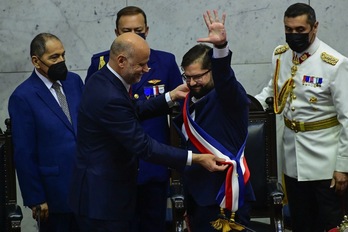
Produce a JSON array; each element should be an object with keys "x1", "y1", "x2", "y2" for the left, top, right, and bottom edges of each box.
[{"x1": 182, "y1": 69, "x2": 211, "y2": 83}]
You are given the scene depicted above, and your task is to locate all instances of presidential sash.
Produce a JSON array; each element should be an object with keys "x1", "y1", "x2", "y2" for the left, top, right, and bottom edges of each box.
[{"x1": 183, "y1": 95, "x2": 250, "y2": 212}]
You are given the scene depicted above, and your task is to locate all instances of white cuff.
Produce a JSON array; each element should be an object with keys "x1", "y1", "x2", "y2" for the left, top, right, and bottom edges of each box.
[
  {"x1": 213, "y1": 43, "x2": 229, "y2": 58},
  {"x1": 186, "y1": 150, "x2": 192, "y2": 166},
  {"x1": 165, "y1": 92, "x2": 175, "y2": 108}
]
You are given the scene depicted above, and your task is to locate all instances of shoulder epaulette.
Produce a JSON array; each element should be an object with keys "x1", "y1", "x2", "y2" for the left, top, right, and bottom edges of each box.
[
  {"x1": 98, "y1": 56, "x2": 106, "y2": 70},
  {"x1": 92, "y1": 50, "x2": 109, "y2": 58},
  {"x1": 274, "y1": 45, "x2": 289, "y2": 55},
  {"x1": 321, "y1": 52, "x2": 339, "y2": 66}
]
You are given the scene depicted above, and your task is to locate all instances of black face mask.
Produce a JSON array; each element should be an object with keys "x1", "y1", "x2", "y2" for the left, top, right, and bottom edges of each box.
[
  {"x1": 136, "y1": 32, "x2": 146, "y2": 40},
  {"x1": 39, "y1": 59, "x2": 68, "y2": 81},
  {"x1": 285, "y1": 33, "x2": 310, "y2": 53}
]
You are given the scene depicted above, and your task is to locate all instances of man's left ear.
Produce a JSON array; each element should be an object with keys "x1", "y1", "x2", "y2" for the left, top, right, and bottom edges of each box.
[
  {"x1": 145, "y1": 26, "x2": 149, "y2": 37},
  {"x1": 115, "y1": 28, "x2": 120, "y2": 37},
  {"x1": 31, "y1": 56, "x2": 40, "y2": 68},
  {"x1": 313, "y1": 21, "x2": 319, "y2": 34},
  {"x1": 117, "y1": 54, "x2": 127, "y2": 68}
]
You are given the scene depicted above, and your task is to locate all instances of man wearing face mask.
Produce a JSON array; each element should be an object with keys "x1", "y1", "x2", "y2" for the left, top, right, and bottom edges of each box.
[
  {"x1": 8, "y1": 33, "x2": 83, "y2": 231},
  {"x1": 85, "y1": 6, "x2": 183, "y2": 232},
  {"x1": 255, "y1": 3, "x2": 348, "y2": 231}
]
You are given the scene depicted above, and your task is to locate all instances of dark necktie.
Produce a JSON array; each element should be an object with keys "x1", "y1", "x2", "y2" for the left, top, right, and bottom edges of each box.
[
  {"x1": 52, "y1": 82, "x2": 71, "y2": 123},
  {"x1": 128, "y1": 86, "x2": 132, "y2": 97}
]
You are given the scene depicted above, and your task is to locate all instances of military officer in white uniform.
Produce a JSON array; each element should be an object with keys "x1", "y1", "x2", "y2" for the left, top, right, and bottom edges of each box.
[{"x1": 255, "y1": 3, "x2": 348, "y2": 232}]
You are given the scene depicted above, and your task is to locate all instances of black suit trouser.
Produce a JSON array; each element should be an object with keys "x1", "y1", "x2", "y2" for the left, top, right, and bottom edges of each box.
[{"x1": 284, "y1": 174, "x2": 345, "y2": 232}]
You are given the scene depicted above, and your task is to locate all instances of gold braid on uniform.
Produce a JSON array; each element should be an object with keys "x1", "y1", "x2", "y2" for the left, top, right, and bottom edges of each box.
[{"x1": 273, "y1": 45, "x2": 295, "y2": 114}]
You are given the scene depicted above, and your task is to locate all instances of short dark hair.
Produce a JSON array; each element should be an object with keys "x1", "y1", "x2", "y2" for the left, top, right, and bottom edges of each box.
[
  {"x1": 116, "y1": 6, "x2": 147, "y2": 28},
  {"x1": 181, "y1": 44, "x2": 212, "y2": 70},
  {"x1": 284, "y1": 3, "x2": 316, "y2": 27},
  {"x1": 30, "y1": 33, "x2": 60, "y2": 57}
]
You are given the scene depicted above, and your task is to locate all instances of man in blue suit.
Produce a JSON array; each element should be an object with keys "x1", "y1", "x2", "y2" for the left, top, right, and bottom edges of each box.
[
  {"x1": 173, "y1": 11, "x2": 254, "y2": 231},
  {"x1": 8, "y1": 33, "x2": 83, "y2": 231},
  {"x1": 69, "y1": 32, "x2": 228, "y2": 232},
  {"x1": 85, "y1": 6, "x2": 183, "y2": 232}
]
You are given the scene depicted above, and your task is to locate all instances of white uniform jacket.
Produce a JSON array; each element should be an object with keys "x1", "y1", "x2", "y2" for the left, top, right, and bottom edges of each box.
[{"x1": 256, "y1": 37, "x2": 348, "y2": 181}]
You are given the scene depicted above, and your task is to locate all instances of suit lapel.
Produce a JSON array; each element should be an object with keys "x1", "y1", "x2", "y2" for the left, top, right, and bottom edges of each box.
[
  {"x1": 61, "y1": 79, "x2": 79, "y2": 133},
  {"x1": 102, "y1": 67, "x2": 139, "y2": 118},
  {"x1": 192, "y1": 93, "x2": 211, "y2": 124},
  {"x1": 30, "y1": 73, "x2": 74, "y2": 132}
]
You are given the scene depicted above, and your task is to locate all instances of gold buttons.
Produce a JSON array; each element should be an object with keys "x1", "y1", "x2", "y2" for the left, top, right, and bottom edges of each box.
[{"x1": 309, "y1": 97, "x2": 317, "y2": 103}]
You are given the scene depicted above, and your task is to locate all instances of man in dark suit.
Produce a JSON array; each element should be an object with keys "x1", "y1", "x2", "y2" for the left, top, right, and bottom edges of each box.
[
  {"x1": 173, "y1": 11, "x2": 254, "y2": 231},
  {"x1": 68, "y1": 32, "x2": 228, "y2": 232},
  {"x1": 8, "y1": 33, "x2": 83, "y2": 231},
  {"x1": 85, "y1": 6, "x2": 183, "y2": 232}
]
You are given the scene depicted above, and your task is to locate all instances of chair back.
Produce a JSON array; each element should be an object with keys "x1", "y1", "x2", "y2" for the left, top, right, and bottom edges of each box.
[
  {"x1": 245, "y1": 95, "x2": 278, "y2": 210},
  {"x1": 245, "y1": 95, "x2": 284, "y2": 231},
  {"x1": 0, "y1": 118, "x2": 23, "y2": 232}
]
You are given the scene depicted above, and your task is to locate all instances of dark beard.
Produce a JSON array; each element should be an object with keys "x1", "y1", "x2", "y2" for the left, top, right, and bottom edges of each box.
[{"x1": 190, "y1": 82, "x2": 214, "y2": 99}]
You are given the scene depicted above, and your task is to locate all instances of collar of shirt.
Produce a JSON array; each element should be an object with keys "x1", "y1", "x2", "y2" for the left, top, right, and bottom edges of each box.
[
  {"x1": 107, "y1": 63, "x2": 131, "y2": 93},
  {"x1": 293, "y1": 36, "x2": 320, "y2": 57},
  {"x1": 35, "y1": 68, "x2": 62, "y2": 90},
  {"x1": 191, "y1": 96, "x2": 200, "y2": 104},
  {"x1": 35, "y1": 68, "x2": 64, "y2": 104}
]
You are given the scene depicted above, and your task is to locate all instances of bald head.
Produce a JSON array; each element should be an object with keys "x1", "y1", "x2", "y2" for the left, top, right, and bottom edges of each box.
[
  {"x1": 110, "y1": 33, "x2": 149, "y2": 61},
  {"x1": 109, "y1": 33, "x2": 150, "y2": 84}
]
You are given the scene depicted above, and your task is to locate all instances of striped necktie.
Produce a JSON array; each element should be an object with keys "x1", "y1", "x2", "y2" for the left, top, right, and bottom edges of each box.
[{"x1": 52, "y1": 82, "x2": 71, "y2": 123}]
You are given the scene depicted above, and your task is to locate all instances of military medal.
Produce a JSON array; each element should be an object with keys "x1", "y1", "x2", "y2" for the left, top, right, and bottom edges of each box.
[
  {"x1": 302, "y1": 75, "x2": 323, "y2": 87},
  {"x1": 144, "y1": 86, "x2": 153, "y2": 99},
  {"x1": 144, "y1": 84, "x2": 165, "y2": 99},
  {"x1": 148, "y1": 79, "x2": 161, "y2": 85}
]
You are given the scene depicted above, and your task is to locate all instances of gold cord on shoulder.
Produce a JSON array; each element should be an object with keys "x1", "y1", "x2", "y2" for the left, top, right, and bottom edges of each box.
[
  {"x1": 273, "y1": 56, "x2": 298, "y2": 114},
  {"x1": 98, "y1": 56, "x2": 106, "y2": 70}
]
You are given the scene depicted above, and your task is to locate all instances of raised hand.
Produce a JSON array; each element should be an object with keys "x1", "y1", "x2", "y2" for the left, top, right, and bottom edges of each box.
[{"x1": 197, "y1": 10, "x2": 227, "y2": 46}]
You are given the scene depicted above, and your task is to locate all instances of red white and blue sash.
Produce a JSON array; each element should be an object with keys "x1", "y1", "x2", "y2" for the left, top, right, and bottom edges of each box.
[{"x1": 183, "y1": 95, "x2": 250, "y2": 212}]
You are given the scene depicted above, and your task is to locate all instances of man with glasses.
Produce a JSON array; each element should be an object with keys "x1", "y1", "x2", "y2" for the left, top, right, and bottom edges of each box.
[
  {"x1": 69, "y1": 32, "x2": 228, "y2": 232},
  {"x1": 181, "y1": 69, "x2": 211, "y2": 99},
  {"x1": 85, "y1": 6, "x2": 183, "y2": 232},
  {"x1": 173, "y1": 10, "x2": 254, "y2": 231}
]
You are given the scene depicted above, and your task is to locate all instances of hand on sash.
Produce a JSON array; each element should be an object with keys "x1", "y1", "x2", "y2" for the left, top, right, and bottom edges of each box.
[
  {"x1": 169, "y1": 83, "x2": 190, "y2": 101},
  {"x1": 192, "y1": 153, "x2": 228, "y2": 172}
]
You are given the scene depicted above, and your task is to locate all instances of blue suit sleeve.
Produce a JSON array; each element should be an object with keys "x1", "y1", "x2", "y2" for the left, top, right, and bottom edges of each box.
[{"x1": 8, "y1": 93, "x2": 46, "y2": 207}]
